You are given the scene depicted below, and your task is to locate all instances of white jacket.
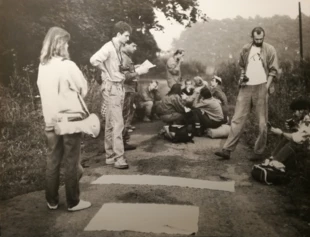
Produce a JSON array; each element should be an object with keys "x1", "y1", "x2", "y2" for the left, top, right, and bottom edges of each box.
[{"x1": 37, "y1": 57, "x2": 88, "y2": 130}]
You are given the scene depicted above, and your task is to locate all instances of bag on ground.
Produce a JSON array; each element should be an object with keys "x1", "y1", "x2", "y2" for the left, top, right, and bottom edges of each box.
[
  {"x1": 206, "y1": 124, "x2": 230, "y2": 138},
  {"x1": 251, "y1": 160, "x2": 289, "y2": 185},
  {"x1": 162, "y1": 124, "x2": 194, "y2": 143}
]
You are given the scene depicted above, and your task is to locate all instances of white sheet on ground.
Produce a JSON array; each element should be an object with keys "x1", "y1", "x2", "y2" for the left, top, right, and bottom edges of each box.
[
  {"x1": 91, "y1": 175, "x2": 235, "y2": 192},
  {"x1": 84, "y1": 203, "x2": 199, "y2": 235}
]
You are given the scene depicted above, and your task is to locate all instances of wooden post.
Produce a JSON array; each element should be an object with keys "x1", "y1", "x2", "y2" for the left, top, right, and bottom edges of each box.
[{"x1": 299, "y1": 2, "x2": 303, "y2": 61}]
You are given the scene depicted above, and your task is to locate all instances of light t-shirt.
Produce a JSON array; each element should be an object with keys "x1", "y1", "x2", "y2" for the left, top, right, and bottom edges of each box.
[{"x1": 245, "y1": 45, "x2": 267, "y2": 85}]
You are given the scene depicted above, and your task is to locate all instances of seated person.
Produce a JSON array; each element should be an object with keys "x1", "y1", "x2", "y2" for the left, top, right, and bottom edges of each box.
[
  {"x1": 184, "y1": 76, "x2": 209, "y2": 107},
  {"x1": 156, "y1": 84, "x2": 188, "y2": 125},
  {"x1": 138, "y1": 80, "x2": 161, "y2": 122},
  {"x1": 181, "y1": 79, "x2": 194, "y2": 96},
  {"x1": 190, "y1": 87, "x2": 225, "y2": 136},
  {"x1": 267, "y1": 99, "x2": 310, "y2": 169},
  {"x1": 210, "y1": 75, "x2": 229, "y2": 123}
]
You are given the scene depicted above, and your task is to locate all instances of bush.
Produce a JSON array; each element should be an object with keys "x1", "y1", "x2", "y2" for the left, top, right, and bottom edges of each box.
[{"x1": 0, "y1": 67, "x2": 46, "y2": 200}]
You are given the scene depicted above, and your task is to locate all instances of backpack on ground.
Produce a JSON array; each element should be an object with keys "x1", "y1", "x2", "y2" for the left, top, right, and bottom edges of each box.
[
  {"x1": 251, "y1": 159, "x2": 289, "y2": 185},
  {"x1": 162, "y1": 124, "x2": 194, "y2": 143}
]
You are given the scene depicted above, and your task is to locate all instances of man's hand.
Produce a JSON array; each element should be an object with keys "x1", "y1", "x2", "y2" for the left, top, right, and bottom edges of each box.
[
  {"x1": 136, "y1": 66, "x2": 149, "y2": 75},
  {"x1": 270, "y1": 127, "x2": 283, "y2": 136}
]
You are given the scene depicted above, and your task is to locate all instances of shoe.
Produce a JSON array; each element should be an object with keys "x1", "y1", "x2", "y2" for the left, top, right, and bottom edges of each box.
[
  {"x1": 143, "y1": 117, "x2": 151, "y2": 122},
  {"x1": 68, "y1": 200, "x2": 91, "y2": 212},
  {"x1": 106, "y1": 158, "x2": 115, "y2": 165},
  {"x1": 128, "y1": 129, "x2": 134, "y2": 133},
  {"x1": 215, "y1": 150, "x2": 231, "y2": 160},
  {"x1": 249, "y1": 153, "x2": 264, "y2": 162},
  {"x1": 114, "y1": 158, "x2": 129, "y2": 169},
  {"x1": 129, "y1": 125, "x2": 136, "y2": 130},
  {"x1": 47, "y1": 202, "x2": 58, "y2": 210},
  {"x1": 124, "y1": 143, "x2": 137, "y2": 151}
]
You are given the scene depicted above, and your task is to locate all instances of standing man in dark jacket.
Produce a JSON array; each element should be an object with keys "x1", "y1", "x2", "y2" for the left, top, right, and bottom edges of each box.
[
  {"x1": 215, "y1": 27, "x2": 279, "y2": 161},
  {"x1": 122, "y1": 40, "x2": 149, "y2": 149}
]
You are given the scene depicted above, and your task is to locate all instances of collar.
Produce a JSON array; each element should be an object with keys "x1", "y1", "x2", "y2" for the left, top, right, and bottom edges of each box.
[{"x1": 112, "y1": 37, "x2": 122, "y2": 50}]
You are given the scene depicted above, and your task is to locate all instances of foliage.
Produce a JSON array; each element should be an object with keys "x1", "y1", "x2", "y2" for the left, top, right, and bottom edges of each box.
[
  {"x1": 173, "y1": 15, "x2": 310, "y2": 67},
  {"x1": 0, "y1": 67, "x2": 46, "y2": 200},
  {"x1": 0, "y1": 0, "x2": 206, "y2": 85}
]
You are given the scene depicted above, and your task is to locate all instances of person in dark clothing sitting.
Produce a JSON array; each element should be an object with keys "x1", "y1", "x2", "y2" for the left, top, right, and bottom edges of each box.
[
  {"x1": 182, "y1": 79, "x2": 194, "y2": 96},
  {"x1": 190, "y1": 87, "x2": 225, "y2": 136},
  {"x1": 156, "y1": 84, "x2": 187, "y2": 125}
]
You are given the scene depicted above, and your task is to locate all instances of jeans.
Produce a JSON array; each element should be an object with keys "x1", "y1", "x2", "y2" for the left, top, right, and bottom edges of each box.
[
  {"x1": 45, "y1": 131, "x2": 83, "y2": 208},
  {"x1": 191, "y1": 108, "x2": 223, "y2": 131},
  {"x1": 223, "y1": 83, "x2": 268, "y2": 154},
  {"x1": 102, "y1": 81, "x2": 125, "y2": 160},
  {"x1": 160, "y1": 112, "x2": 186, "y2": 124},
  {"x1": 273, "y1": 140, "x2": 303, "y2": 163}
]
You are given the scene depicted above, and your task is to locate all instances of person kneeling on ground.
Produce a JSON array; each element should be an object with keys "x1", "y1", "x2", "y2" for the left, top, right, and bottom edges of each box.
[
  {"x1": 138, "y1": 80, "x2": 161, "y2": 122},
  {"x1": 156, "y1": 84, "x2": 188, "y2": 125},
  {"x1": 190, "y1": 87, "x2": 225, "y2": 136},
  {"x1": 266, "y1": 98, "x2": 310, "y2": 170},
  {"x1": 210, "y1": 75, "x2": 229, "y2": 124}
]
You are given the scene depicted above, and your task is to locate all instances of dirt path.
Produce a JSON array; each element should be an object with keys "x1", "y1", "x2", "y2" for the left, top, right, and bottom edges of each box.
[{"x1": 0, "y1": 121, "x2": 309, "y2": 237}]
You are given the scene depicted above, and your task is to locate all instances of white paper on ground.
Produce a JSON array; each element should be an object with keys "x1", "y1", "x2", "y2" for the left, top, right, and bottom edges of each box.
[
  {"x1": 91, "y1": 175, "x2": 235, "y2": 192},
  {"x1": 84, "y1": 203, "x2": 199, "y2": 235}
]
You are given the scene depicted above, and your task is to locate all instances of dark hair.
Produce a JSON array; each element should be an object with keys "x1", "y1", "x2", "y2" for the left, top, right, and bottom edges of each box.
[
  {"x1": 113, "y1": 21, "x2": 132, "y2": 37},
  {"x1": 125, "y1": 39, "x2": 136, "y2": 45},
  {"x1": 200, "y1": 87, "x2": 212, "y2": 99},
  {"x1": 290, "y1": 98, "x2": 310, "y2": 111},
  {"x1": 251, "y1": 27, "x2": 265, "y2": 37},
  {"x1": 174, "y1": 49, "x2": 184, "y2": 56},
  {"x1": 167, "y1": 83, "x2": 182, "y2": 96}
]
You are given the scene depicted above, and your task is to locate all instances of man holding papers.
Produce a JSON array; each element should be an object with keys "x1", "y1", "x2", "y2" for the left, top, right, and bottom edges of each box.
[{"x1": 122, "y1": 40, "x2": 149, "y2": 150}]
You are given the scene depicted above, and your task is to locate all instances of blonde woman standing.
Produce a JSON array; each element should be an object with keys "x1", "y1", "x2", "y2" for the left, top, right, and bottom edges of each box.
[{"x1": 37, "y1": 27, "x2": 91, "y2": 211}]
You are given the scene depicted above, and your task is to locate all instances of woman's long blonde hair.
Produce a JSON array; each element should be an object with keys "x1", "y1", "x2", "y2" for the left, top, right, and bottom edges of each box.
[{"x1": 40, "y1": 26, "x2": 70, "y2": 64}]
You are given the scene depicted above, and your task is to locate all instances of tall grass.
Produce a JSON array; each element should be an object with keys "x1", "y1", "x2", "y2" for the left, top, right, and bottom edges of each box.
[{"x1": 0, "y1": 65, "x2": 47, "y2": 200}]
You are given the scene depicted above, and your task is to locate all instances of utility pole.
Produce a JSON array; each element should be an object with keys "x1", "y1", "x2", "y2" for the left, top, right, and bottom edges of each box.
[{"x1": 298, "y1": 2, "x2": 303, "y2": 61}]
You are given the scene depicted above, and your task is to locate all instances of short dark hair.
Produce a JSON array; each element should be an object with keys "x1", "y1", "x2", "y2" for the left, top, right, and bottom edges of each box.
[
  {"x1": 251, "y1": 27, "x2": 265, "y2": 37},
  {"x1": 200, "y1": 87, "x2": 212, "y2": 99},
  {"x1": 174, "y1": 49, "x2": 184, "y2": 56},
  {"x1": 125, "y1": 39, "x2": 136, "y2": 45},
  {"x1": 113, "y1": 21, "x2": 132, "y2": 37},
  {"x1": 290, "y1": 98, "x2": 310, "y2": 111}
]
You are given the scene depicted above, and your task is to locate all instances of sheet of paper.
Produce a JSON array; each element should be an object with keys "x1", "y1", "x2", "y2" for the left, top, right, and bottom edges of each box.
[
  {"x1": 84, "y1": 203, "x2": 199, "y2": 235},
  {"x1": 138, "y1": 59, "x2": 156, "y2": 70},
  {"x1": 92, "y1": 175, "x2": 235, "y2": 192}
]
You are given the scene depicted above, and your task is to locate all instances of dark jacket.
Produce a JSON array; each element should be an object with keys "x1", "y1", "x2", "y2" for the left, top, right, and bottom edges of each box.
[
  {"x1": 211, "y1": 86, "x2": 228, "y2": 106},
  {"x1": 123, "y1": 52, "x2": 138, "y2": 93},
  {"x1": 182, "y1": 87, "x2": 194, "y2": 96},
  {"x1": 156, "y1": 94, "x2": 185, "y2": 116}
]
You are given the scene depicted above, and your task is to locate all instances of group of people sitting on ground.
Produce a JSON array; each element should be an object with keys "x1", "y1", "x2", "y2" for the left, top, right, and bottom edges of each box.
[{"x1": 131, "y1": 74, "x2": 229, "y2": 139}]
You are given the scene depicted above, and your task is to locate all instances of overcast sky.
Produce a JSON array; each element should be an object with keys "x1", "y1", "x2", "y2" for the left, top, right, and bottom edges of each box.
[{"x1": 150, "y1": 0, "x2": 310, "y2": 51}]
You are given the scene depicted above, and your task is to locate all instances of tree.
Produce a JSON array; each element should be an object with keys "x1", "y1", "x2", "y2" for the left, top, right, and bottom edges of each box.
[{"x1": 0, "y1": 0, "x2": 207, "y2": 85}]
